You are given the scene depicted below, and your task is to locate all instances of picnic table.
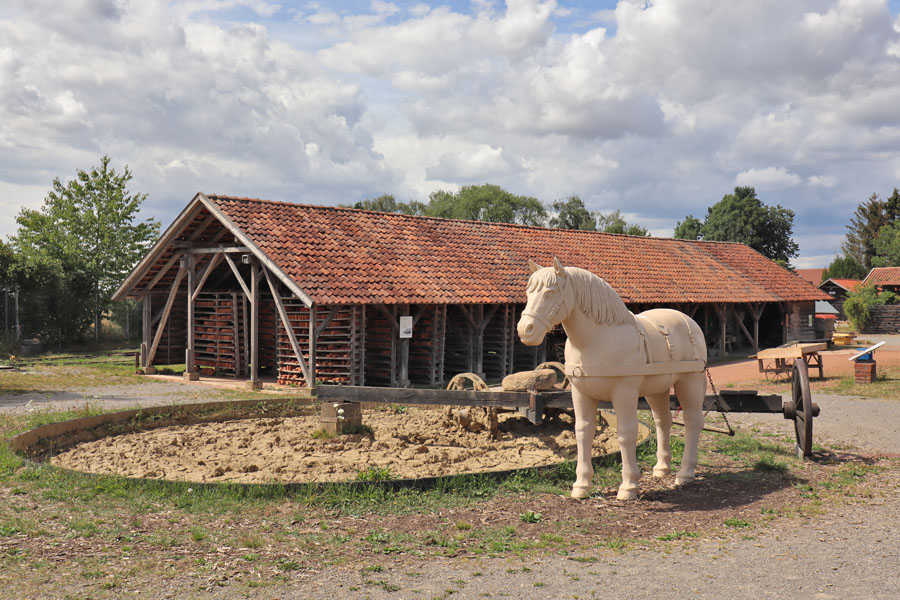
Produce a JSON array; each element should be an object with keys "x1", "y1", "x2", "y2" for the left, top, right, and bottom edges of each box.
[{"x1": 756, "y1": 342, "x2": 827, "y2": 380}]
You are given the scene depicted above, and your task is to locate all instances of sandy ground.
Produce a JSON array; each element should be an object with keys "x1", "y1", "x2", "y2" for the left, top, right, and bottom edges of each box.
[{"x1": 50, "y1": 407, "x2": 621, "y2": 483}]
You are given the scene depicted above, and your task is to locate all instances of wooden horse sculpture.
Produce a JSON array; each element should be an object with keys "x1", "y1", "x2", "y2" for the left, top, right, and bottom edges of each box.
[{"x1": 516, "y1": 258, "x2": 708, "y2": 500}]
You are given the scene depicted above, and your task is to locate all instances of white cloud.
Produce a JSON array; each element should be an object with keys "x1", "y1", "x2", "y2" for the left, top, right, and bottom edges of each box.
[
  {"x1": 808, "y1": 174, "x2": 838, "y2": 187},
  {"x1": 1, "y1": 0, "x2": 900, "y2": 270},
  {"x1": 735, "y1": 167, "x2": 803, "y2": 190}
]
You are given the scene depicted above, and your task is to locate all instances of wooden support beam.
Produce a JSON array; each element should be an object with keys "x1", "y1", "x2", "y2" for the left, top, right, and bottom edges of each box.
[
  {"x1": 141, "y1": 294, "x2": 152, "y2": 367},
  {"x1": 146, "y1": 253, "x2": 182, "y2": 291},
  {"x1": 222, "y1": 253, "x2": 252, "y2": 299},
  {"x1": 715, "y1": 303, "x2": 728, "y2": 356},
  {"x1": 232, "y1": 291, "x2": 241, "y2": 377},
  {"x1": 375, "y1": 304, "x2": 399, "y2": 331},
  {"x1": 190, "y1": 253, "x2": 223, "y2": 303},
  {"x1": 264, "y1": 267, "x2": 311, "y2": 384},
  {"x1": 309, "y1": 304, "x2": 317, "y2": 391},
  {"x1": 183, "y1": 246, "x2": 251, "y2": 254},
  {"x1": 734, "y1": 309, "x2": 755, "y2": 349},
  {"x1": 185, "y1": 255, "x2": 196, "y2": 375},
  {"x1": 315, "y1": 306, "x2": 341, "y2": 338},
  {"x1": 399, "y1": 305, "x2": 411, "y2": 387},
  {"x1": 188, "y1": 212, "x2": 217, "y2": 240},
  {"x1": 147, "y1": 266, "x2": 186, "y2": 366},
  {"x1": 242, "y1": 293, "x2": 249, "y2": 378},
  {"x1": 748, "y1": 302, "x2": 765, "y2": 351},
  {"x1": 250, "y1": 262, "x2": 259, "y2": 384}
]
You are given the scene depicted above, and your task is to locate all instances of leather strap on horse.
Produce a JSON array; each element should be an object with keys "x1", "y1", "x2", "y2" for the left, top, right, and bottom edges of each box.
[{"x1": 565, "y1": 360, "x2": 706, "y2": 378}]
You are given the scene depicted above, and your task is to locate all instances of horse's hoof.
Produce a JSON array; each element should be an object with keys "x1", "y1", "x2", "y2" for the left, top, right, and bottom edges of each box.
[
  {"x1": 616, "y1": 488, "x2": 638, "y2": 501},
  {"x1": 652, "y1": 467, "x2": 670, "y2": 478},
  {"x1": 675, "y1": 475, "x2": 695, "y2": 486},
  {"x1": 571, "y1": 486, "x2": 591, "y2": 499}
]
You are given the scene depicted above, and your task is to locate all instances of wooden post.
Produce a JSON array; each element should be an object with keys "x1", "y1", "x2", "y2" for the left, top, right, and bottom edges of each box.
[
  {"x1": 715, "y1": 303, "x2": 728, "y2": 356},
  {"x1": 249, "y1": 260, "x2": 260, "y2": 389},
  {"x1": 184, "y1": 255, "x2": 199, "y2": 380},
  {"x1": 232, "y1": 291, "x2": 241, "y2": 377},
  {"x1": 399, "y1": 305, "x2": 410, "y2": 387},
  {"x1": 142, "y1": 293, "x2": 152, "y2": 369},
  {"x1": 242, "y1": 293, "x2": 249, "y2": 378},
  {"x1": 309, "y1": 304, "x2": 317, "y2": 390},
  {"x1": 748, "y1": 303, "x2": 764, "y2": 351}
]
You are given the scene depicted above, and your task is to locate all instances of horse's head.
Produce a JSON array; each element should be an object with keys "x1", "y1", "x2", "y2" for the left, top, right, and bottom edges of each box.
[{"x1": 517, "y1": 257, "x2": 574, "y2": 346}]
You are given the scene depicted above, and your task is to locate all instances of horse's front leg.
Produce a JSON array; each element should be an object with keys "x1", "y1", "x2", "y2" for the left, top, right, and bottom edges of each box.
[
  {"x1": 610, "y1": 385, "x2": 641, "y2": 500},
  {"x1": 570, "y1": 387, "x2": 599, "y2": 499},
  {"x1": 645, "y1": 392, "x2": 674, "y2": 477}
]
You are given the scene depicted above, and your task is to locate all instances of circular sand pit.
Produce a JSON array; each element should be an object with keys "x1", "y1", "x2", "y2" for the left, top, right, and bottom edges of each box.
[{"x1": 48, "y1": 405, "x2": 625, "y2": 484}]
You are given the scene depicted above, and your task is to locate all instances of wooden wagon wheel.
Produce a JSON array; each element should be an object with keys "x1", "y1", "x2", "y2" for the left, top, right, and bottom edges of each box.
[
  {"x1": 764, "y1": 358, "x2": 794, "y2": 382},
  {"x1": 535, "y1": 361, "x2": 570, "y2": 390},
  {"x1": 790, "y1": 359, "x2": 814, "y2": 458},
  {"x1": 446, "y1": 372, "x2": 489, "y2": 392}
]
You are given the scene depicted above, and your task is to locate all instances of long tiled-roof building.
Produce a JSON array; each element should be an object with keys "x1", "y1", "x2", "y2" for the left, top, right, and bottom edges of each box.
[{"x1": 114, "y1": 194, "x2": 828, "y2": 388}]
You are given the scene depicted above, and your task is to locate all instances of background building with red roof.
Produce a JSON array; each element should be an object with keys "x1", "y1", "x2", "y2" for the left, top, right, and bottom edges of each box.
[
  {"x1": 819, "y1": 278, "x2": 862, "y2": 320},
  {"x1": 796, "y1": 268, "x2": 825, "y2": 286},
  {"x1": 114, "y1": 194, "x2": 829, "y2": 388}
]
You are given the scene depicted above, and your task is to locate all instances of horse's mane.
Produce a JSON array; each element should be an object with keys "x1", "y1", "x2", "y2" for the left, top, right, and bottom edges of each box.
[{"x1": 527, "y1": 266, "x2": 634, "y2": 327}]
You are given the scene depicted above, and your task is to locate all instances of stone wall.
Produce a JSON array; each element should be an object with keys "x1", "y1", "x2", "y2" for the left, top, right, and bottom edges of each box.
[{"x1": 861, "y1": 305, "x2": 900, "y2": 334}]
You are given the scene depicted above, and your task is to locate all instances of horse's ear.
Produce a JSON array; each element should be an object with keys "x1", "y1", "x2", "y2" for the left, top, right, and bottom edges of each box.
[
  {"x1": 528, "y1": 259, "x2": 542, "y2": 273},
  {"x1": 553, "y1": 257, "x2": 566, "y2": 276}
]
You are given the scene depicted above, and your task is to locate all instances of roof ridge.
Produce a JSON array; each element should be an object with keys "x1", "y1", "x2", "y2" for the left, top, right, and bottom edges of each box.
[{"x1": 206, "y1": 194, "x2": 752, "y2": 247}]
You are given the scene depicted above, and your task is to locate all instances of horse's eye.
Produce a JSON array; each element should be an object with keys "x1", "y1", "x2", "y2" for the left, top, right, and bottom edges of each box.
[{"x1": 543, "y1": 290, "x2": 554, "y2": 299}]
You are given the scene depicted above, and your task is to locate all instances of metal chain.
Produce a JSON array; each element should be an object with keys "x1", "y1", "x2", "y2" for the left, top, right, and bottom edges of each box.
[{"x1": 705, "y1": 362, "x2": 735, "y2": 436}]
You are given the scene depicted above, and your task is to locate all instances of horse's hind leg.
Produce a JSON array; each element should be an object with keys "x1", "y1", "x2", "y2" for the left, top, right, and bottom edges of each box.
[
  {"x1": 570, "y1": 388, "x2": 600, "y2": 499},
  {"x1": 645, "y1": 392, "x2": 673, "y2": 477},
  {"x1": 673, "y1": 373, "x2": 706, "y2": 486}
]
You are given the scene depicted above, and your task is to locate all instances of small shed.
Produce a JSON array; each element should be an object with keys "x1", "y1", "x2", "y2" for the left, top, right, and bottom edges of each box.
[
  {"x1": 113, "y1": 194, "x2": 829, "y2": 389},
  {"x1": 818, "y1": 278, "x2": 861, "y2": 319}
]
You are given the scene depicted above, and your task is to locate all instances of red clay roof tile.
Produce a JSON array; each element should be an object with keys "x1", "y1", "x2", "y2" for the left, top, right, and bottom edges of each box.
[{"x1": 205, "y1": 195, "x2": 828, "y2": 306}]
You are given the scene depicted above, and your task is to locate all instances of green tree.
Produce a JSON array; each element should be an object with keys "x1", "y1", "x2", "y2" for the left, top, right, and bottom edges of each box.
[
  {"x1": 345, "y1": 194, "x2": 426, "y2": 215},
  {"x1": 425, "y1": 184, "x2": 547, "y2": 226},
  {"x1": 821, "y1": 255, "x2": 867, "y2": 281},
  {"x1": 11, "y1": 156, "x2": 159, "y2": 342},
  {"x1": 843, "y1": 189, "x2": 900, "y2": 269},
  {"x1": 676, "y1": 187, "x2": 799, "y2": 264},
  {"x1": 597, "y1": 210, "x2": 649, "y2": 236},
  {"x1": 673, "y1": 215, "x2": 703, "y2": 240},
  {"x1": 549, "y1": 195, "x2": 596, "y2": 230},
  {"x1": 872, "y1": 221, "x2": 900, "y2": 268}
]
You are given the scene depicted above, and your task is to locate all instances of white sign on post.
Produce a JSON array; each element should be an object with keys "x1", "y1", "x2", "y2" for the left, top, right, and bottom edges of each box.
[{"x1": 399, "y1": 315, "x2": 413, "y2": 339}]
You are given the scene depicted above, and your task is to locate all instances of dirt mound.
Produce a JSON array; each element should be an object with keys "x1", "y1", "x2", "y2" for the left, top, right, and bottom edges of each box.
[{"x1": 51, "y1": 406, "x2": 621, "y2": 483}]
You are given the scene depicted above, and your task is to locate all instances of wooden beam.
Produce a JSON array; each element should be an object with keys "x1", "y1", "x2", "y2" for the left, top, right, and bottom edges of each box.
[
  {"x1": 375, "y1": 304, "x2": 399, "y2": 331},
  {"x1": 315, "y1": 306, "x2": 341, "y2": 338},
  {"x1": 222, "y1": 253, "x2": 252, "y2": 299},
  {"x1": 183, "y1": 246, "x2": 251, "y2": 254},
  {"x1": 146, "y1": 253, "x2": 182, "y2": 291},
  {"x1": 399, "y1": 305, "x2": 411, "y2": 387},
  {"x1": 232, "y1": 291, "x2": 241, "y2": 377},
  {"x1": 242, "y1": 293, "x2": 249, "y2": 378},
  {"x1": 185, "y1": 255, "x2": 196, "y2": 374},
  {"x1": 734, "y1": 309, "x2": 755, "y2": 349},
  {"x1": 147, "y1": 266, "x2": 186, "y2": 366},
  {"x1": 188, "y1": 212, "x2": 217, "y2": 241},
  {"x1": 250, "y1": 261, "x2": 259, "y2": 383},
  {"x1": 141, "y1": 293, "x2": 151, "y2": 367},
  {"x1": 190, "y1": 253, "x2": 224, "y2": 303},
  {"x1": 309, "y1": 304, "x2": 317, "y2": 391},
  {"x1": 264, "y1": 267, "x2": 311, "y2": 384}
]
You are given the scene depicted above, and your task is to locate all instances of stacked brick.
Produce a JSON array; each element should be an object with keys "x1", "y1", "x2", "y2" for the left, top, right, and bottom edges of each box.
[
  {"x1": 275, "y1": 300, "x2": 363, "y2": 386},
  {"x1": 193, "y1": 292, "x2": 243, "y2": 376}
]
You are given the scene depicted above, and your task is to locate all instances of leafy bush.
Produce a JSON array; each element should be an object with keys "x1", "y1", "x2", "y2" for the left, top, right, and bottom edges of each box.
[{"x1": 843, "y1": 285, "x2": 898, "y2": 331}]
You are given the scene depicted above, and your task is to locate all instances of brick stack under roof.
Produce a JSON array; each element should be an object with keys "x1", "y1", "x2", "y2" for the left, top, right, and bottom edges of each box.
[{"x1": 206, "y1": 195, "x2": 828, "y2": 306}]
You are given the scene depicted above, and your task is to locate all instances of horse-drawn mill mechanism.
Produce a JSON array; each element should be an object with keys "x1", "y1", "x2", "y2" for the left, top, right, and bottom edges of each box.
[{"x1": 321, "y1": 257, "x2": 822, "y2": 501}]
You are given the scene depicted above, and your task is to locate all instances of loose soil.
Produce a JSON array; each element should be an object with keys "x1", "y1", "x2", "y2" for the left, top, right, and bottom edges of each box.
[{"x1": 50, "y1": 406, "x2": 621, "y2": 483}]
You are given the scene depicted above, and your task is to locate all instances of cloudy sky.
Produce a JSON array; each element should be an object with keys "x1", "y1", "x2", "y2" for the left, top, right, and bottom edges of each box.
[{"x1": 2, "y1": 0, "x2": 900, "y2": 268}]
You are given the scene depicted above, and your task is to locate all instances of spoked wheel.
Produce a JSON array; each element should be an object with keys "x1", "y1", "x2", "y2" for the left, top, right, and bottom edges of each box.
[
  {"x1": 447, "y1": 372, "x2": 489, "y2": 392},
  {"x1": 790, "y1": 359, "x2": 814, "y2": 458},
  {"x1": 535, "y1": 361, "x2": 570, "y2": 390}
]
